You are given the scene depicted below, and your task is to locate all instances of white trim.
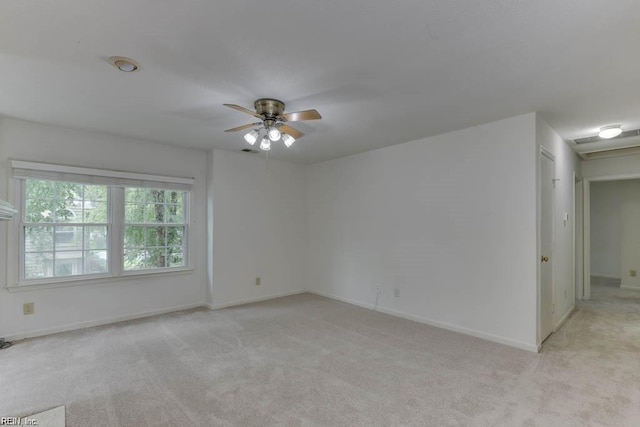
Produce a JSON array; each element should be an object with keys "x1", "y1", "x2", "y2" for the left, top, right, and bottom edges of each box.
[
  {"x1": 620, "y1": 285, "x2": 640, "y2": 291},
  {"x1": 590, "y1": 274, "x2": 622, "y2": 280},
  {"x1": 207, "y1": 290, "x2": 307, "y2": 310},
  {"x1": 4, "y1": 302, "x2": 207, "y2": 341},
  {"x1": 11, "y1": 160, "x2": 195, "y2": 186},
  {"x1": 583, "y1": 179, "x2": 591, "y2": 299},
  {"x1": 307, "y1": 290, "x2": 539, "y2": 353},
  {"x1": 6, "y1": 268, "x2": 194, "y2": 292}
]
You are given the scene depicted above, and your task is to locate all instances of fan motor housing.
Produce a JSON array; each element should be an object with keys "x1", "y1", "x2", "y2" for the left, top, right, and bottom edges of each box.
[{"x1": 254, "y1": 98, "x2": 285, "y2": 118}]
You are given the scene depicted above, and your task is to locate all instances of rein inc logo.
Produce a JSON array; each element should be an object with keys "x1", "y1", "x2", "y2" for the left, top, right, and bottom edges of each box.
[{"x1": 0, "y1": 417, "x2": 38, "y2": 425}]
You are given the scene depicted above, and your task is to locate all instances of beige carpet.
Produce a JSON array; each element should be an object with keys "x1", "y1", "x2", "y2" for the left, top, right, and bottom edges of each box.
[{"x1": 1, "y1": 290, "x2": 639, "y2": 426}]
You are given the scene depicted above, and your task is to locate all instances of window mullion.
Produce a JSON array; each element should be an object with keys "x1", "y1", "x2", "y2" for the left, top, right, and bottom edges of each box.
[{"x1": 110, "y1": 187, "x2": 124, "y2": 276}]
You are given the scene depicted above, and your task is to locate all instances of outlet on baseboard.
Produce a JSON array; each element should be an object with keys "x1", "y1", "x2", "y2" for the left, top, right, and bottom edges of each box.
[
  {"x1": 23, "y1": 302, "x2": 34, "y2": 315},
  {"x1": 255, "y1": 277, "x2": 261, "y2": 286}
]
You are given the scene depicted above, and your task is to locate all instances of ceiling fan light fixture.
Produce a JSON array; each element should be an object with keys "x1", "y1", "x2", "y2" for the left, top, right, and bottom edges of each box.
[
  {"x1": 268, "y1": 127, "x2": 281, "y2": 141},
  {"x1": 598, "y1": 125, "x2": 622, "y2": 139},
  {"x1": 244, "y1": 129, "x2": 259, "y2": 145},
  {"x1": 282, "y1": 133, "x2": 296, "y2": 148},
  {"x1": 259, "y1": 137, "x2": 271, "y2": 151}
]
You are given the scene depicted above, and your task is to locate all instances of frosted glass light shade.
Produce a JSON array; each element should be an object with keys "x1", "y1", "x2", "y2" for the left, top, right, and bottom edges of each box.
[
  {"x1": 259, "y1": 137, "x2": 271, "y2": 151},
  {"x1": 282, "y1": 133, "x2": 296, "y2": 147},
  {"x1": 598, "y1": 125, "x2": 622, "y2": 139},
  {"x1": 268, "y1": 127, "x2": 281, "y2": 141},
  {"x1": 244, "y1": 129, "x2": 259, "y2": 145}
]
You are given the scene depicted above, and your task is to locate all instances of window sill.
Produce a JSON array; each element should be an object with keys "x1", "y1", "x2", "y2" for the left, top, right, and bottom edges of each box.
[{"x1": 5, "y1": 268, "x2": 195, "y2": 293}]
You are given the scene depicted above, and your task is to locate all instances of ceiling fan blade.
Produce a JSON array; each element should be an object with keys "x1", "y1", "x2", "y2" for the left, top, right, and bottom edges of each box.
[
  {"x1": 224, "y1": 122, "x2": 262, "y2": 132},
  {"x1": 278, "y1": 124, "x2": 304, "y2": 139},
  {"x1": 223, "y1": 104, "x2": 262, "y2": 119},
  {"x1": 282, "y1": 109, "x2": 322, "y2": 122}
]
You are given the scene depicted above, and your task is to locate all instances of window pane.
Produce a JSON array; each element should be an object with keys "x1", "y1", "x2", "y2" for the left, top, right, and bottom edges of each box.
[
  {"x1": 144, "y1": 226, "x2": 166, "y2": 247},
  {"x1": 54, "y1": 226, "x2": 83, "y2": 250},
  {"x1": 85, "y1": 185, "x2": 107, "y2": 202},
  {"x1": 85, "y1": 226, "x2": 108, "y2": 250},
  {"x1": 54, "y1": 207, "x2": 78, "y2": 223},
  {"x1": 84, "y1": 201, "x2": 108, "y2": 223},
  {"x1": 54, "y1": 251, "x2": 83, "y2": 277},
  {"x1": 25, "y1": 252, "x2": 53, "y2": 279},
  {"x1": 124, "y1": 226, "x2": 145, "y2": 248},
  {"x1": 167, "y1": 247, "x2": 183, "y2": 267},
  {"x1": 147, "y1": 189, "x2": 165, "y2": 204},
  {"x1": 124, "y1": 203, "x2": 145, "y2": 223},
  {"x1": 165, "y1": 190, "x2": 183, "y2": 205},
  {"x1": 144, "y1": 204, "x2": 165, "y2": 223},
  {"x1": 85, "y1": 250, "x2": 108, "y2": 274},
  {"x1": 125, "y1": 187, "x2": 147, "y2": 203},
  {"x1": 146, "y1": 248, "x2": 166, "y2": 268},
  {"x1": 26, "y1": 180, "x2": 55, "y2": 199},
  {"x1": 25, "y1": 226, "x2": 54, "y2": 252},
  {"x1": 166, "y1": 227, "x2": 184, "y2": 247},
  {"x1": 166, "y1": 204, "x2": 183, "y2": 223},
  {"x1": 124, "y1": 249, "x2": 146, "y2": 270},
  {"x1": 26, "y1": 199, "x2": 55, "y2": 223}
]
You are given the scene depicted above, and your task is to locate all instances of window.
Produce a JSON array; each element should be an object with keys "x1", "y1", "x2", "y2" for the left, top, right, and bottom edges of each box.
[
  {"x1": 23, "y1": 181, "x2": 109, "y2": 279},
  {"x1": 123, "y1": 188, "x2": 186, "y2": 271},
  {"x1": 12, "y1": 160, "x2": 194, "y2": 286}
]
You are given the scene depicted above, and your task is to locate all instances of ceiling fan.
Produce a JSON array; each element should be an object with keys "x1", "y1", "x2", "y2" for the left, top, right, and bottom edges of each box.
[{"x1": 224, "y1": 99, "x2": 321, "y2": 150}]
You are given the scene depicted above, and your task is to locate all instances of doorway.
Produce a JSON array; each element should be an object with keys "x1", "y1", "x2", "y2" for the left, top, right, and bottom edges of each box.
[{"x1": 585, "y1": 178, "x2": 640, "y2": 302}]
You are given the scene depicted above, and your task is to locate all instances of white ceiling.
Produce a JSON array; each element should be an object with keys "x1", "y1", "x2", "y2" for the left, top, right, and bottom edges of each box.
[{"x1": 2, "y1": 0, "x2": 640, "y2": 163}]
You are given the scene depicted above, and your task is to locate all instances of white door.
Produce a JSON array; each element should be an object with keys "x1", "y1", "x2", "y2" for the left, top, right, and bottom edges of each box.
[{"x1": 540, "y1": 150, "x2": 555, "y2": 342}]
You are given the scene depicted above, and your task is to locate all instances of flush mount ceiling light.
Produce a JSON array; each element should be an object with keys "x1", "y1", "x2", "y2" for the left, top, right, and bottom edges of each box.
[
  {"x1": 107, "y1": 56, "x2": 140, "y2": 72},
  {"x1": 598, "y1": 125, "x2": 622, "y2": 139},
  {"x1": 223, "y1": 99, "x2": 321, "y2": 151}
]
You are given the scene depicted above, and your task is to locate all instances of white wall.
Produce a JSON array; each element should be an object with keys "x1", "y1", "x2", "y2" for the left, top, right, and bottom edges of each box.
[
  {"x1": 307, "y1": 113, "x2": 539, "y2": 351},
  {"x1": 620, "y1": 182, "x2": 640, "y2": 289},
  {"x1": 590, "y1": 181, "x2": 622, "y2": 278},
  {"x1": 209, "y1": 149, "x2": 306, "y2": 308},
  {"x1": 0, "y1": 118, "x2": 208, "y2": 339},
  {"x1": 536, "y1": 115, "x2": 581, "y2": 329},
  {"x1": 582, "y1": 153, "x2": 640, "y2": 178}
]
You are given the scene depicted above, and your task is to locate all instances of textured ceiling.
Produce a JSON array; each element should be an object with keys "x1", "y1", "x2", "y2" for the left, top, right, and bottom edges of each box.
[{"x1": 1, "y1": 0, "x2": 640, "y2": 163}]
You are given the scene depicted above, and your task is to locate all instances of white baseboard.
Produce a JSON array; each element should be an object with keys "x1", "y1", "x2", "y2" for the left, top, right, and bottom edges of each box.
[
  {"x1": 591, "y1": 274, "x2": 621, "y2": 280},
  {"x1": 207, "y1": 290, "x2": 306, "y2": 310},
  {"x1": 307, "y1": 289, "x2": 376, "y2": 310},
  {"x1": 5, "y1": 302, "x2": 207, "y2": 341},
  {"x1": 307, "y1": 290, "x2": 538, "y2": 353},
  {"x1": 554, "y1": 304, "x2": 575, "y2": 331},
  {"x1": 620, "y1": 285, "x2": 640, "y2": 291}
]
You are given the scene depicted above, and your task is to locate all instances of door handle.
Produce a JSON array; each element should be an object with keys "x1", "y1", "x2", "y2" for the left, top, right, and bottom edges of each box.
[{"x1": 541, "y1": 256, "x2": 549, "y2": 262}]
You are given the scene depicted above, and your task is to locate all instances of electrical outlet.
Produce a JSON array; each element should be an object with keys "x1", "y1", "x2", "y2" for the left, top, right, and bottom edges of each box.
[
  {"x1": 23, "y1": 302, "x2": 34, "y2": 315},
  {"x1": 631, "y1": 270, "x2": 637, "y2": 277},
  {"x1": 394, "y1": 288, "x2": 400, "y2": 298},
  {"x1": 255, "y1": 277, "x2": 261, "y2": 286}
]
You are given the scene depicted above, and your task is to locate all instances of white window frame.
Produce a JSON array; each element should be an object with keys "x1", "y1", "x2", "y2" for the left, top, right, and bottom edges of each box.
[
  {"x1": 18, "y1": 182, "x2": 114, "y2": 284},
  {"x1": 7, "y1": 160, "x2": 195, "y2": 290}
]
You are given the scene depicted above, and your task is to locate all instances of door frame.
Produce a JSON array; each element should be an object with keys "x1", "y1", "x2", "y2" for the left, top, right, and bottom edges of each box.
[
  {"x1": 537, "y1": 146, "x2": 556, "y2": 347},
  {"x1": 581, "y1": 172, "x2": 640, "y2": 299}
]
